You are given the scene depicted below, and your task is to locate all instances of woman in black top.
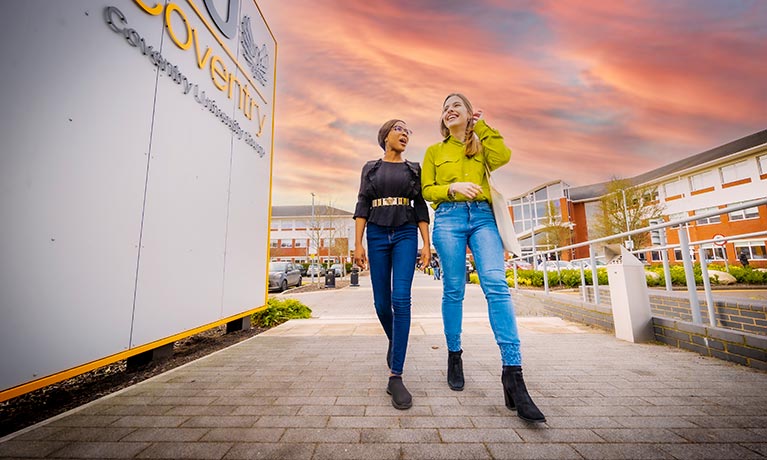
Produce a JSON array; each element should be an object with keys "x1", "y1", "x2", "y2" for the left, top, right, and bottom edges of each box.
[{"x1": 354, "y1": 119, "x2": 431, "y2": 410}]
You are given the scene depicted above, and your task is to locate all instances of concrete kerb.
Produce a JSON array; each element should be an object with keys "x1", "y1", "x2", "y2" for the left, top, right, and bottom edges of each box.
[{"x1": 1, "y1": 272, "x2": 766, "y2": 459}]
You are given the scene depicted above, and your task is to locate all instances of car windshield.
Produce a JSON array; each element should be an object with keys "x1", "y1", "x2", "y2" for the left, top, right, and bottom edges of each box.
[{"x1": 269, "y1": 262, "x2": 288, "y2": 272}]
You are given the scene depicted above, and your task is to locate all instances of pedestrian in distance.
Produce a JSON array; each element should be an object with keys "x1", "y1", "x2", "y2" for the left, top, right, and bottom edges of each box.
[
  {"x1": 421, "y1": 93, "x2": 545, "y2": 423},
  {"x1": 353, "y1": 119, "x2": 431, "y2": 410},
  {"x1": 739, "y1": 250, "x2": 750, "y2": 267},
  {"x1": 432, "y1": 258, "x2": 441, "y2": 280}
]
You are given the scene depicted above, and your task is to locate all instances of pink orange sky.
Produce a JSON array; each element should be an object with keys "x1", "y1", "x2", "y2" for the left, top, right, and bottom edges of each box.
[{"x1": 258, "y1": 0, "x2": 767, "y2": 212}]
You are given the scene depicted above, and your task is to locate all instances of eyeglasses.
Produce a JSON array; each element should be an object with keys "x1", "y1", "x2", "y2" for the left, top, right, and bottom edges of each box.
[{"x1": 392, "y1": 125, "x2": 413, "y2": 136}]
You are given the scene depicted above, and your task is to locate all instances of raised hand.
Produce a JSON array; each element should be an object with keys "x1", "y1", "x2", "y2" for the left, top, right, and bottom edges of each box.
[{"x1": 472, "y1": 108, "x2": 484, "y2": 124}]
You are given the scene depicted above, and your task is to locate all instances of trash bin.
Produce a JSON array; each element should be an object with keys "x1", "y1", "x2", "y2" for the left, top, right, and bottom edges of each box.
[
  {"x1": 324, "y1": 269, "x2": 336, "y2": 288},
  {"x1": 350, "y1": 266, "x2": 360, "y2": 287},
  {"x1": 604, "y1": 245, "x2": 653, "y2": 343}
]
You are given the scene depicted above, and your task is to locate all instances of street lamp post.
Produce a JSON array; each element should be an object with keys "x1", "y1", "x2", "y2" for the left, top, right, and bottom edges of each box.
[{"x1": 311, "y1": 193, "x2": 316, "y2": 283}]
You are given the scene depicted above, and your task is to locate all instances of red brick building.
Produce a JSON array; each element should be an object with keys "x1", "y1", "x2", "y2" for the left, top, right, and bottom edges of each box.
[{"x1": 508, "y1": 130, "x2": 767, "y2": 268}]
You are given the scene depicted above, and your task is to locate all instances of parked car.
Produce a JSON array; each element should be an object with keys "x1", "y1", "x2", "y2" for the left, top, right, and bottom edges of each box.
[
  {"x1": 268, "y1": 262, "x2": 302, "y2": 292},
  {"x1": 329, "y1": 263, "x2": 345, "y2": 277},
  {"x1": 306, "y1": 264, "x2": 325, "y2": 277},
  {"x1": 571, "y1": 259, "x2": 606, "y2": 270},
  {"x1": 506, "y1": 259, "x2": 533, "y2": 270},
  {"x1": 536, "y1": 260, "x2": 574, "y2": 271}
]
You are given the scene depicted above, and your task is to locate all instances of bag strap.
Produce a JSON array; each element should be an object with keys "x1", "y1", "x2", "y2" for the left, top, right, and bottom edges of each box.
[{"x1": 484, "y1": 162, "x2": 497, "y2": 188}]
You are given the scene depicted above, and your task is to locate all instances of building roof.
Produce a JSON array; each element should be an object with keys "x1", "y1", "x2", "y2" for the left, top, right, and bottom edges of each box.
[
  {"x1": 271, "y1": 205, "x2": 353, "y2": 217},
  {"x1": 568, "y1": 129, "x2": 767, "y2": 202}
]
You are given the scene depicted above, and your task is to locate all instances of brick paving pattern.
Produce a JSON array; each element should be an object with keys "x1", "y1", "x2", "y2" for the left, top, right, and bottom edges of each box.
[{"x1": 1, "y1": 273, "x2": 765, "y2": 459}]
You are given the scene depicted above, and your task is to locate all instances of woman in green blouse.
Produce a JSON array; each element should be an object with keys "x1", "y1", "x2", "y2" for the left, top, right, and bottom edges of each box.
[{"x1": 421, "y1": 93, "x2": 545, "y2": 423}]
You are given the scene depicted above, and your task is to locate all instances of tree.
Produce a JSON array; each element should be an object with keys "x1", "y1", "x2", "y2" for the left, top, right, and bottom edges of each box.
[
  {"x1": 307, "y1": 200, "x2": 349, "y2": 265},
  {"x1": 592, "y1": 178, "x2": 665, "y2": 249},
  {"x1": 539, "y1": 201, "x2": 572, "y2": 259}
]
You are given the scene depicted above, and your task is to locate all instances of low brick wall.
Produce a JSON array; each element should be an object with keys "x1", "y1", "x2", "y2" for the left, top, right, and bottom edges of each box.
[
  {"x1": 511, "y1": 289, "x2": 614, "y2": 332},
  {"x1": 513, "y1": 289, "x2": 767, "y2": 371},
  {"x1": 650, "y1": 291, "x2": 767, "y2": 336},
  {"x1": 653, "y1": 317, "x2": 767, "y2": 371},
  {"x1": 579, "y1": 286, "x2": 767, "y2": 336}
]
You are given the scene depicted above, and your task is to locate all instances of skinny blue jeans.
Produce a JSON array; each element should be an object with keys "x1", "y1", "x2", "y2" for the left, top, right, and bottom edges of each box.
[
  {"x1": 432, "y1": 201, "x2": 522, "y2": 366},
  {"x1": 366, "y1": 222, "x2": 418, "y2": 375}
]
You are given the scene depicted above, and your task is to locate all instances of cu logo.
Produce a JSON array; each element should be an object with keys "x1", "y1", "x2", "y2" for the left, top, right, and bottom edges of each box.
[{"x1": 203, "y1": 0, "x2": 239, "y2": 39}]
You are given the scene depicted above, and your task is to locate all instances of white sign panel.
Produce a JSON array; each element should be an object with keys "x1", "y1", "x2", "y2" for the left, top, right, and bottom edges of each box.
[{"x1": 0, "y1": 0, "x2": 275, "y2": 396}]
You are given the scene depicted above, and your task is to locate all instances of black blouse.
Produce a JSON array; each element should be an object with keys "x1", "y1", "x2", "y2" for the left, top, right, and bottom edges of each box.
[{"x1": 354, "y1": 159, "x2": 430, "y2": 227}]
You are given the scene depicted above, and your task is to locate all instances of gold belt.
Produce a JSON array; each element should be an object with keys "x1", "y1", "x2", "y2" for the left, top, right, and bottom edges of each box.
[{"x1": 372, "y1": 197, "x2": 411, "y2": 207}]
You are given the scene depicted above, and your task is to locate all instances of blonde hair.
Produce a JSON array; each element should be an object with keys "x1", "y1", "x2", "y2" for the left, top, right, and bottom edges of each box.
[{"x1": 440, "y1": 93, "x2": 482, "y2": 157}]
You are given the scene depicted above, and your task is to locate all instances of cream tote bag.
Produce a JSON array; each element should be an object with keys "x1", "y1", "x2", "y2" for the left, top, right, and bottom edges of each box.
[{"x1": 485, "y1": 164, "x2": 522, "y2": 257}]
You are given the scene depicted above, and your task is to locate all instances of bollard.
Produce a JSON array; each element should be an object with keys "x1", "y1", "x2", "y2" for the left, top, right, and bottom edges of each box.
[
  {"x1": 350, "y1": 267, "x2": 359, "y2": 286},
  {"x1": 325, "y1": 269, "x2": 336, "y2": 288}
]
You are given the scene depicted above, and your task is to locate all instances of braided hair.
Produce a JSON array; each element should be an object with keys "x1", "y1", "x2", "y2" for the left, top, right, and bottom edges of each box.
[{"x1": 440, "y1": 93, "x2": 482, "y2": 157}]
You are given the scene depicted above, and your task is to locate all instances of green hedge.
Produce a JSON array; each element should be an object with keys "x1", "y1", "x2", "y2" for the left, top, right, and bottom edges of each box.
[
  {"x1": 489, "y1": 264, "x2": 767, "y2": 288},
  {"x1": 252, "y1": 298, "x2": 312, "y2": 328},
  {"x1": 645, "y1": 264, "x2": 767, "y2": 287},
  {"x1": 501, "y1": 268, "x2": 609, "y2": 288}
]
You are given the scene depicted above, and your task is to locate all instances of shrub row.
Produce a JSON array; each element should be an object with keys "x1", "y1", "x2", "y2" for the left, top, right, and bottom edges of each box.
[{"x1": 476, "y1": 265, "x2": 767, "y2": 289}]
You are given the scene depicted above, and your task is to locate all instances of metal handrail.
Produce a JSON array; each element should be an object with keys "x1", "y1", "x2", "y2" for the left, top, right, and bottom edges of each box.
[
  {"x1": 507, "y1": 197, "x2": 767, "y2": 326},
  {"x1": 512, "y1": 197, "x2": 767, "y2": 259}
]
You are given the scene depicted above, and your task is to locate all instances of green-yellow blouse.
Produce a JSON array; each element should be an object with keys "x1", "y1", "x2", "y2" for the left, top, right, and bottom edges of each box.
[{"x1": 421, "y1": 119, "x2": 511, "y2": 209}]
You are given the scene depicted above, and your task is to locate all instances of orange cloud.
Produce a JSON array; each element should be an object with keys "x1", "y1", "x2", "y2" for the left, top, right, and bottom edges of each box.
[{"x1": 258, "y1": 0, "x2": 767, "y2": 212}]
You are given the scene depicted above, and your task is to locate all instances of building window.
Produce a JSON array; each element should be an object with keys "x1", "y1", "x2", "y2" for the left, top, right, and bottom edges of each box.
[
  {"x1": 695, "y1": 207, "x2": 721, "y2": 225},
  {"x1": 689, "y1": 170, "x2": 717, "y2": 192},
  {"x1": 728, "y1": 204, "x2": 760, "y2": 221},
  {"x1": 720, "y1": 160, "x2": 750, "y2": 183},
  {"x1": 758, "y1": 155, "x2": 767, "y2": 175},
  {"x1": 650, "y1": 250, "x2": 663, "y2": 262},
  {"x1": 270, "y1": 240, "x2": 278, "y2": 248},
  {"x1": 280, "y1": 240, "x2": 293, "y2": 248},
  {"x1": 668, "y1": 212, "x2": 687, "y2": 228},
  {"x1": 663, "y1": 179, "x2": 685, "y2": 198},
  {"x1": 734, "y1": 241, "x2": 766, "y2": 260},
  {"x1": 701, "y1": 245, "x2": 727, "y2": 261},
  {"x1": 295, "y1": 240, "x2": 307, "y2": 248},
  {"x1": 673, "y1": 248, "x2": 695, "y2": 261},
  {"x1": 642, "y1": 189, "x2": 659, "y2": 203}
]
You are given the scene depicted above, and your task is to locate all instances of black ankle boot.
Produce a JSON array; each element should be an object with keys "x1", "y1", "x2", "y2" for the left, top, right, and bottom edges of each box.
[
  {"x1": 386, "y1": 376, "x2": 412, "y2": 410},
  {"x1": 447, "y1": 350, "x2": 464, "y2": 391},
  {"x1": 386, "y1": 340, "x2": 392, "y2": 368},
  {"x1": 502, "y1": 366, "x2": 545, "y2": 423}
]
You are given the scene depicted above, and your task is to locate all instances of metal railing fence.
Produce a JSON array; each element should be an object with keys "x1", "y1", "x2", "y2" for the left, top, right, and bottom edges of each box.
[{"x1": 508, "y1": 197, "x2": 767, "y2": 326}]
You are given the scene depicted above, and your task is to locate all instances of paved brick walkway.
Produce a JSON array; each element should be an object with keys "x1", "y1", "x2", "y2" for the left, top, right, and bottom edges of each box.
[{"x1": 2, "y1": 273, "x2": 766, "y2": 459}]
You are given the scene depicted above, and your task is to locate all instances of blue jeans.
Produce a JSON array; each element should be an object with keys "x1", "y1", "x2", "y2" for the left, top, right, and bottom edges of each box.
[
  {"x1": 366, "y1": 223, "x2": 418, "y2": 375},
  {"x1": 432, "y1": 201, "x2": 521, "y2": 366}
]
